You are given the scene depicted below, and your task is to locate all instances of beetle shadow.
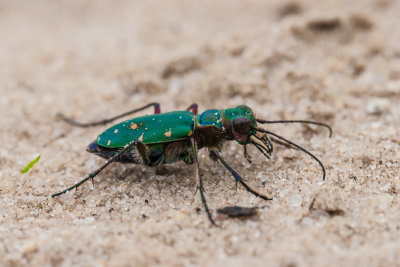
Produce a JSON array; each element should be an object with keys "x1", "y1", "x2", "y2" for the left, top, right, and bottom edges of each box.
[{"x1": 108, "y1": 162, "x2": 198, "y2": 190}]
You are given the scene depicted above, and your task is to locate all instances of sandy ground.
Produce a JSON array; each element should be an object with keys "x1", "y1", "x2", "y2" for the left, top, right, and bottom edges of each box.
[{"x1": 1, "y1": 0, "x2": 400, "y2": 266}]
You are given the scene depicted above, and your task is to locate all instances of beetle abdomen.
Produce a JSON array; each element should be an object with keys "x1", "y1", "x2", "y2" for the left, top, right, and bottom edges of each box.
[{"x1": 87, "y1": 140, "x2": 190, "y2": 166}]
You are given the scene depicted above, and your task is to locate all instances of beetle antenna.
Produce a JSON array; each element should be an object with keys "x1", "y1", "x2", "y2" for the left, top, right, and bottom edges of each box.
[
  {"x1": 256, "y1": 119, "x2": 332, "y2": 137},
  {"x1": 256, "y1": 128, "x2": 326, "y2": 181}
]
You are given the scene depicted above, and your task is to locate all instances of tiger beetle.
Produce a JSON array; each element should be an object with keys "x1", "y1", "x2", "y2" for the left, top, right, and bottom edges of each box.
[{"x1": 52, "y1": 103, "x2": 332, "y2": 225}]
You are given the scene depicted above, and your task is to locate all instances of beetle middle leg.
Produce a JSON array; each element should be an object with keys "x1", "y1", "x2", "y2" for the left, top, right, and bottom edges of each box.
[
  {"x1": 57, "y1": 102, "x2": 161, "y2": 127},
  {"x1": 190, "y1": 138, "x2": 216, "y2": 225},
  {"x1": 135, "y1": 141, "x2": 151, "y2": 165},
  {"x1": 210, "y1": 150, "x2": 272, "y2": 201}
]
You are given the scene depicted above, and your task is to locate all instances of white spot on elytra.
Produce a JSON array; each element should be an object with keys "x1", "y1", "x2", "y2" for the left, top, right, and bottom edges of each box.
[
  {"x1": 138, "y1": 133, "x2": 144, "y2": 142},
  {"x1": 107, "y1": 140, "x2": 111, "y2": 146},
  {"x1": 114, "y1": 129, "x2": 118, "y2": 134}
]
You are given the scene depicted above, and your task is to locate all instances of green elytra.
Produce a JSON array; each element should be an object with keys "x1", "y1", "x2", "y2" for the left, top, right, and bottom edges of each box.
[
  {"x1": 98, "y1": 111, "x2": 195, "y2": 147},
  {"x1": 97, "y1": 105, "x2": 256, "y2": 148},
  {"x1": 52, "y1": 103, "x2": 332, "y2": 225}
]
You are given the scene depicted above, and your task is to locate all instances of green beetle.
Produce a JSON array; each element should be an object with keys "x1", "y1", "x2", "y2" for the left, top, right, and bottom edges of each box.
[{"x1": 53, "y1": 103, "x2": 331, "y2": 225}]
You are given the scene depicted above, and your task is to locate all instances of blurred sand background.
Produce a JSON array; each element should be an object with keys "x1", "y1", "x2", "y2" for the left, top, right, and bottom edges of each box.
[{"x1": 1, "y1": 0, "x2": 400, "y2": 266}]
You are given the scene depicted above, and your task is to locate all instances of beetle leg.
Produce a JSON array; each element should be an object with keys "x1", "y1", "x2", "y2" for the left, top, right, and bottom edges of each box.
[
  {"x1": 135, "y1": 141, "x2": 151, "y2": 165},
  {"x1": 52, "y1": 141, "x2": 138, "y2": 197},
  {"x1": 208, "y1": 150, "x2": 218, "y2": 162},
  {"x1": 190, "y1": 138, "x2": 216, "y2": 226},
  {"x1": 210, "y1": 150, "x2": 272, "y2": 201},
  {"x1": 243, "y1": 145, "x2": 252, "y2": 164},
  {"x1": 57, "y1": 102, "x2": 161, "y2": 127},
  {"x1": 183, "y1": 154, "x2": 194, "y2": 164},
  {"x1": 186, "y1": 103, "x2": 198, "y2": 115}
]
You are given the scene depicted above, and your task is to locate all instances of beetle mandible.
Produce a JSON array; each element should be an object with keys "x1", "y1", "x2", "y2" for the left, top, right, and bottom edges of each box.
[{"x1": 52, "y1": 103, "x2": 332, "y2": 225}]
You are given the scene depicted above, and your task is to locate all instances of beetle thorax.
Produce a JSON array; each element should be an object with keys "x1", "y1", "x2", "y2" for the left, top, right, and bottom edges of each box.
[{"x1": 195, "y1": 109, "x2": 226, "y2": 147}]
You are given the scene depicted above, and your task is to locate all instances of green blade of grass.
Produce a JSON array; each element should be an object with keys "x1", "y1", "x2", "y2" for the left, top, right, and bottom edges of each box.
[{"x1": 21, "y1": 155, "x2": 41, "y2": 174}]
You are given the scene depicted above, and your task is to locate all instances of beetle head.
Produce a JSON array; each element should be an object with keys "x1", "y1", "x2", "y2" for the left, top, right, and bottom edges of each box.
[
  {"x1": 228, "y1": 105, "x2": 331, "y2": 180},
  {"x1": 226, "y1": 105, "x2": 273, "y2": 158},
  {"x1": 231, "y1": 117, "x2": 273, "y2": 158}
]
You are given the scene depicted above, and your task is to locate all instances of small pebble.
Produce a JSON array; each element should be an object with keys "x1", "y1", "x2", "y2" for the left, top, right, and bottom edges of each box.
[
  {"x1": 217, "y1": 206, "x2": 257, "y2": 218},
  {"x1": 366, "y1": 98, "x2": 390, "y2": 115}
]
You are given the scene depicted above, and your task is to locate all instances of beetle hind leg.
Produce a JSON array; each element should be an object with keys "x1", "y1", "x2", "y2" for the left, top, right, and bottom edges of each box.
[
  {"x1": 52, "y1": 141, "x2": 138, "y2": 197},
  {"x1": 186, "y1": 103, "x2": 198, "y2": 115},
  {"x1": 57, "y1": 102, "x2": 161, "y2": 127}
]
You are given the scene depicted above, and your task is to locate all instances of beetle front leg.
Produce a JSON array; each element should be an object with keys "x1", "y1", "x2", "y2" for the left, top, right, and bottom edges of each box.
[
  {"x1": 243, "y1": 145, "x2": 252, "y2": 163},
  {"x1": 57, "y1": 102, "x2": 161, "y2": 127},
  {"x1": 210, "y1": 150, "x2": 272, "y2": 201},
  {"x1": 191, "y1": 138, "x2": 216, "y2": 226}
]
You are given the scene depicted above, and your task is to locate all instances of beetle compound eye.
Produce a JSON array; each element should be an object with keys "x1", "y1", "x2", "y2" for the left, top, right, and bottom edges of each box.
[{"x1": 233, "y1": 117, "x2": 252, "y2": 134}]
